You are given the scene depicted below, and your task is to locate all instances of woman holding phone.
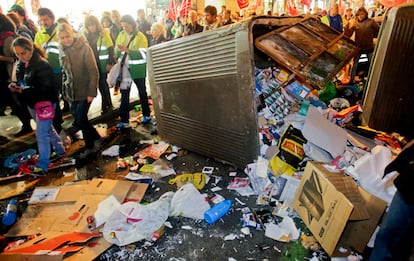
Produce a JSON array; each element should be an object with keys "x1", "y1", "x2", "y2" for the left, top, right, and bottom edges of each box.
[{"x1": 9, "y1": 36, "x2": 65, "y2": 174}]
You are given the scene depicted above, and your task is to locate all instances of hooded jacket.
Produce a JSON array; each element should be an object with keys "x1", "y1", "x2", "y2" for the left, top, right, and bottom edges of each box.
[
  {"x1": 16, "y1": 51, "x2": 59, "y2": 108},
  {"x1": 59, "y1": 36, "x2": 99, "y2": 101}
]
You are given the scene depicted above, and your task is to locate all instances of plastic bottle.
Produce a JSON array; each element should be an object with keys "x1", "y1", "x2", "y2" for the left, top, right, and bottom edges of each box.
[
  {"x1": 2, "y1": 199, "x2": 17, "y2": 226},
  {"x1": 204, "y1": 199, "x2": 232, "y2": 224}
]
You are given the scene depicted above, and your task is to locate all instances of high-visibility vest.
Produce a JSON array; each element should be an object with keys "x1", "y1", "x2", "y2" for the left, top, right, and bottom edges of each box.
[
  {"x1": 115, "y1": 31, "x2": 148, "y2": 79},
  {"x1": 34, "y1": 26, "x2": 61, "y2": 73},
  {"x1": 97, "y1": 30, "x2": 114, "y2": 73}
]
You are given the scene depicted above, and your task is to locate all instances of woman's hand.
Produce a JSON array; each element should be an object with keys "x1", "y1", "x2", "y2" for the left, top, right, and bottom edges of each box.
[
  {"x1": 87, "y1": 96, "x2": 94, "y2": 103},
  {"x1": 118, "y1": 45, "x2": 129, "y2": 53}
]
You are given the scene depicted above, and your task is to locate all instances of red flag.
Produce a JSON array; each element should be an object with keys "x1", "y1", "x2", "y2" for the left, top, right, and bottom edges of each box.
[
  {"x1": 300, "y1": 0, "x2": 312, "y2": 8},
  {"x1": 286, "y1": 0, "x2": 299, "y2": 16},
  {"x1": 168, "y1": 0, "x2": 177, "y2": 22},
  {"x1": 180, "y1": 0, "x2": 191, "y2": 17},
  {"x1": 237, "y1": 0, "x2": 250, "y2": 9}
]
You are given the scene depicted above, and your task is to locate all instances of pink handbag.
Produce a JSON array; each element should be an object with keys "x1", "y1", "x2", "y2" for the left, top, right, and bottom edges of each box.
[{"x1": 34, "y1": 101, "x2": 55, "y2": 121}]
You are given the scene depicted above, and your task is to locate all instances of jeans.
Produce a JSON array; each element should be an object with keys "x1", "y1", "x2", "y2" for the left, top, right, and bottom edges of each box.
[
  {"x1": 28, "y1": 104, "x2": 65, "y2": 170},
  {"x1": 69, "y1": 99, "x2": 100, "y2": 149},
  {"x1": 369, "y1": 191, "x2": 414, "y2": 261}
]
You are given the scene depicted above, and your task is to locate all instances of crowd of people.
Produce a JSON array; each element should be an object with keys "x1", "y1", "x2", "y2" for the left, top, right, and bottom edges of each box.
[
  {"x1": 0, "y1": 3, "x2": 238, "y2": 173},
  {"x1": 0, "y1": 3, "x2": 381, "y2": 173},
  {"x1": 0, "y1": 3, "x2": 413, "y2": 260}
]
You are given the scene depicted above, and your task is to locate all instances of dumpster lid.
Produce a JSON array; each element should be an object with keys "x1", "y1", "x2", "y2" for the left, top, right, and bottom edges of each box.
[{"x1": 255, "y1": 17, "x2": 358, "y2": 89}]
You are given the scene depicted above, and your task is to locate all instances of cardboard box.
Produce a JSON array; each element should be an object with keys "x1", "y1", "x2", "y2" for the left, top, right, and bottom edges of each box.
[{"x1": 293, "y1": 162, "x2": 387, "y2": 256}]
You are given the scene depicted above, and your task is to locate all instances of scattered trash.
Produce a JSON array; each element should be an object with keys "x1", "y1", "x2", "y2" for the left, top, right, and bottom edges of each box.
[
  {"x1": 204, "y1": 199, "x2": 232, "y2": 224},
  {"x1": 224, "y1": 233, "x2": 239, "y2": 241},
  {"x1": 102, "y1": 145, "x2": 120, "y2": 157},
  {"x1": 202, "y1": 166, "x2": 214, "y2": 175},
  {"x1": 165, "y1": 153, "x2": 178, "y2": 160},
  {"x1": 264, "y1": 216, "x2": 299, "y2": 242},
  {"x1": 170, "y1": 183, "x2": 210, "y2": 219},
  {"x1": 3, "y1": 149, "x2": 37, "y2": 170},
  {"x1": 240, "y1": 227, "x2": 250, "y2": 235},
  {"x1": 210, "y1": 186, "x2": 222, "y2": 192},
  {"x1": 103, "y1": 192, "x2": 173, "y2": 246},
  {"x1": 169, "y1": 173, "x2": 208, "y2": 190},
  {"x1": 134, "y1": 141, "x2": 170, "y2": 159},
  {"x1": 2, "y1": 199, "x2": 18, "y2": 226},
  {"x1": 181, "y1": 225, "x2": 192, "y2": 230}
]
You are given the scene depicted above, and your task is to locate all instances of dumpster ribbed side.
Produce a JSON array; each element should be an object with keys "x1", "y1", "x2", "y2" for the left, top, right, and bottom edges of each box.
[
  {"x1": 148, "y1": 26, "x2": 259, "y2": 167},
  {"x1": 151, "y1": 34, "x2": 237, "y2": 83},
  {"x1": 362, "y1": 4, "x2": 414, "y2": 137}
]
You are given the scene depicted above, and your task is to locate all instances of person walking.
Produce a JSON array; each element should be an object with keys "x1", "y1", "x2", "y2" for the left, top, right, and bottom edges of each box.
[
  {"x1": 34, "y1": 7, "x2": 64, "y2": 133},
  {"x1": 57, "y1": 23, "x2": 102, "y2": 159},
  {"x1": 115, "y1": 15, "x2": 151, "y2": 127},
  {"x1": 344, "y1": 7, "x2": 379, "y2": 84},
  {"x1": 9, "y1": 36, "x2": 65, "y2": 174},
  {"x1": 83, "y1": 15, "x2": 115, "y2": 114},
  {"x1": 369, "y1": 139, "x2": 414, "y2": 261}
]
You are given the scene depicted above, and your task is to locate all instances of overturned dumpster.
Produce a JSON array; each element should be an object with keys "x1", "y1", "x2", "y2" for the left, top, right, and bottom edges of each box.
[{"x1": 147, "y1": 16, "x2": 357, "y2": 167}]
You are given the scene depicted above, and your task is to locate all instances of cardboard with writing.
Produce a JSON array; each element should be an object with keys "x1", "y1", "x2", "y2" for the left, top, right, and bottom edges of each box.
[{"x1": 293, "y1": 161, "x2": 387, "y2": 256}]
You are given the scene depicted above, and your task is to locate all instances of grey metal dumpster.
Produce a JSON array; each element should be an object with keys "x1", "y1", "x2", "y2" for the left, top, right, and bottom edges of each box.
[
  {"x1": 362, "y1": 4, "x2": 414, "y2": 138},
  {"x1": 147, "y1": 16, "x2": 357, "y2": 167}
]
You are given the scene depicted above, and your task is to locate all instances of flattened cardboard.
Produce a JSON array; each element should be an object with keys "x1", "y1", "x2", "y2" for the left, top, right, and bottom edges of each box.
[
  {"x1": 6, "y1": 179, "x2": 145, "y2": 237},
  {"x1": 48, "y1": 195, "x2": 108, "y2": 233},
  {"x1": 125, "y1": 183, "x2": 149, "y2": 203},
  {"x1": 51, "y1": 178, "x2": 133, "y2": 203},
  {"x1": 293, "y1": 161, "x2": 386, "y2": 256}
]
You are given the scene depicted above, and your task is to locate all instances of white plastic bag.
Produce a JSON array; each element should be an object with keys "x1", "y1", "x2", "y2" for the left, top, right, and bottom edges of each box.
[
  {"x1": 107, "y1": 60, "x2": 132, "y2": 90},
  {"x1": 345, "y1": 145, "x2": 397, "y2": 204},
  {"x1": 170, "y1": 183, "x2": 210, "y2": 219},
  {"x1": 102, "y1": 192, "x2": 173, "y2": 246}
]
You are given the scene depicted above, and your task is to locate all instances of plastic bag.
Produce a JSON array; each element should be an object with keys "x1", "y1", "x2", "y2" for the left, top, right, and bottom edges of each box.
[
  {"x1": 4, "y1": 149, "x2": 37, "y2": 170},
  {"x1": 107, "y1": 61, "x2": 132, "y2": 90},
  {"x1": 170, "y1": 183, "x2": 210, "y2": 219},
  {"x1": 102, "y1": 192, "x2": 173, "y2": 246}
]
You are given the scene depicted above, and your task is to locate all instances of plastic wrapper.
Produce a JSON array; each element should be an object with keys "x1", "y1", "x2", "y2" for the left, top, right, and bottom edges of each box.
[
  {"x1": 277, "y1": 124, "x2": 307, "y2": 168},
  {"x1": 170, "y1": 183, "x2": 211, "y2": 219},
  {"x1": 102, "y1": 192, "x2": 173, "y2": 246}
]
